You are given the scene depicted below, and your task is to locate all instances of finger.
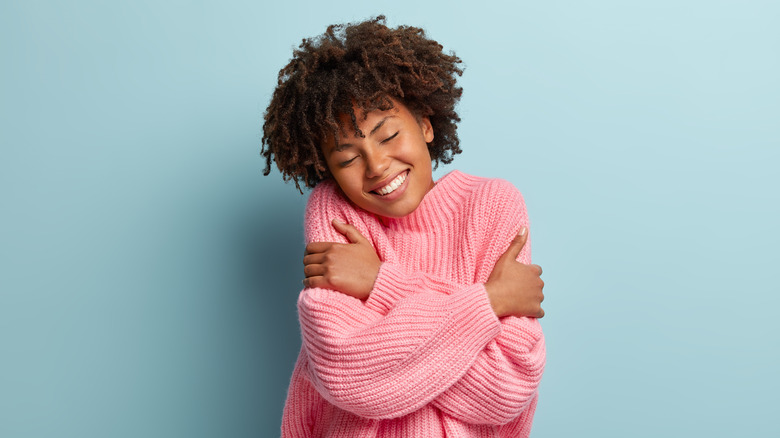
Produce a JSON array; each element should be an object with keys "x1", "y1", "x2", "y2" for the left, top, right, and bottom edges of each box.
[
  {"x1": 302, "y1": 252, "x2": 326, "y2": 266},
  {"x1": 332, "y1": 219, "x2": 367, "y2": 244},
  {"x1": 303, "y1": 276, "x2": 332, "y2": 290},
  {"x1": 303, "y1": 264, "x2": 325, "y2": 278},
  {"x1": 503, "y1": 227, "x2": 528, "y2": 260},
  {"x1": 305, "y1": 242, "x2": 334, "y2": 254},
  {"x1": 532, "y1": 264, "x2": 543, "y2": 276}
]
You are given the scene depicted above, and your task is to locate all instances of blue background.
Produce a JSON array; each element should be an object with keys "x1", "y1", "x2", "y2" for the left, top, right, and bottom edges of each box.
[{"x1": 2, "y1": 1, "x2": 778, "y2": 437}]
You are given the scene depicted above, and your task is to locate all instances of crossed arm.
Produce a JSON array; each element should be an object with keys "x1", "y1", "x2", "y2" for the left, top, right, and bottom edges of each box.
[
  {"x1": 297, "y1": 186, "x2": 545, "y2": 424},
  {"x1": 303, "y1": 219, "x2": 545, "y2": 319}
]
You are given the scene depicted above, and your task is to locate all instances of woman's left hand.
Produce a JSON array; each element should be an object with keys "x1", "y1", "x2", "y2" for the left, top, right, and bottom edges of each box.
[{"x1": 302, "y1": 219, "x2": 381, "y2": 300}]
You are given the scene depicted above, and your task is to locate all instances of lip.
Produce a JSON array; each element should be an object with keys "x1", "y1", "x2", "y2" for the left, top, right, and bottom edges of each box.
[
  {"x1": 368, "y1": 169, "x2": 408, "y2": 192},
  {"x1": 368, "y1": 170, "x2": 410, "y2": 201}
]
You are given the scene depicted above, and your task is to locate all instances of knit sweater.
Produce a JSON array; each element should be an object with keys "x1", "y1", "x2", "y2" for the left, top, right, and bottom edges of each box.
[{"x1": 282, "y1": 170, "x2": 545, "y2": 438}]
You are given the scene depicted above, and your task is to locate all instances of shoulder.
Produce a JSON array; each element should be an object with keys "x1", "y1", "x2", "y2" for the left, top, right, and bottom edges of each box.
[
  {"x1": 305, "y1": 179, "x2": 347, "y2": 221},
  {"x1": 481, "y1": 178, "x2": 526, "y2": 220},
  {"x1": 443, "y1": 171, "x2": 526, "y2": 216},
  {"x1": 304, "y1": 179, "x2": 375, "y2": 244},
  {"x1": 440, "y1": 170, "x2": 521, "y2": 197},
  {"x1": 448, "y1": 171, "x2": 528, "y2": 240},
  {"x1": 451, "y1": 171, "x2": 532, "y2": 263},
  {"x1": 475, "y1": 175, "x2": 523, "y2": 205}
]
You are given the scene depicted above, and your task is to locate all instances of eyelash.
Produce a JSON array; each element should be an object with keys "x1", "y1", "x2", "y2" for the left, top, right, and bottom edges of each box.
[
  {"x1": 382, "y1": 132, "x2": 399, "y2": 143},
  {"x1": 338, "y1": 131, "x2": 399, "y2": 167},
  {"x1": 339, "y1": 157, "x2": 356, "y2": 168}
]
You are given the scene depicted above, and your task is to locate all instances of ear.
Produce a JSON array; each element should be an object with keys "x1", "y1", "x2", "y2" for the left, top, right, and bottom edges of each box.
[{"x1": 419, "y1": 116, "x2": 434, "y2": 143}]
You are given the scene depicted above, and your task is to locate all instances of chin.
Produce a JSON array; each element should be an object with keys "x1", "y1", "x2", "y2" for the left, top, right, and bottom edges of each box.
[{"x1": 375, "y1": 200, "x2": 421, "y2": 219}]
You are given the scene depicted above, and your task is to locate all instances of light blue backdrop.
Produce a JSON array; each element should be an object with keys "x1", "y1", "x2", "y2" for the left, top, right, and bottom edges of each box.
[{"x1": 2, "y1": 1, "x2": 778, "y2": 437}]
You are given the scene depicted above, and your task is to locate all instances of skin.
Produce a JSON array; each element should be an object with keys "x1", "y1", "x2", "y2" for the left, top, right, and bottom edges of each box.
[
  {"x1": 483, "y1": 227, "x2": 545, "y2": 318},
  {"x1": 322, "y1": 99, "x2": 436, "y2": 219},
  {"x1": 302, "y1": 99, "x2": 545, "y2": 318}
]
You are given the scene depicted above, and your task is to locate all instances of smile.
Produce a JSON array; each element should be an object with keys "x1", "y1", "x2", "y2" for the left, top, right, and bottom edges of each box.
[{"x1": 374, "y1": 171, "x2": 407, "y2": 196}]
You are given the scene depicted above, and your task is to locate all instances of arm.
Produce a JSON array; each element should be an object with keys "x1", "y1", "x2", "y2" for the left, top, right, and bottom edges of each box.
[
  {"x1": 432, "y1": 181, "x2": 545, "y2": 425},
  {"x1": 340, "y1": 260, "x2": 543, "y2": 425},
  {"x1": 299, "y1": 278, "x2": 499, "y2": 419},
  {"x1": 365, "y1": 243, "x2": 545, "y2": 425},
  {"x1": 299, "y1": 180, "x2": 545, "y2": 423},
  {"x1": 297, "y1": 182, "x2": 502, "y2": 419},
  {"x1": 363, "y1": 181, "x2": 545, "y2": 425},
  {"x1": 431, "y1": 316, "x2": 544, "y2": 425}
]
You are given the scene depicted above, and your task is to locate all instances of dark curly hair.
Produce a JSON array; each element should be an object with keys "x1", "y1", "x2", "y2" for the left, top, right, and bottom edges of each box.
[{"x1": 261, "y1": 16, "x2": 464, "y2": 192}]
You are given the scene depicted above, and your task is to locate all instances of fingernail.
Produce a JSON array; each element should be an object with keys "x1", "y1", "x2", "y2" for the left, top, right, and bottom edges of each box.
[
  {"x1": 333, "y1": 219, "x2": 343, "y2": 225},
  {"x1": 519, "y1": 227, "x2": 527, "y2": 236}
]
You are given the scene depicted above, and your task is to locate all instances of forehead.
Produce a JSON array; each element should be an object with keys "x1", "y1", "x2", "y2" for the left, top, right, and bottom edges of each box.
[
  {"x1": 332, "y1": 103, "x2": 403, "y2": 140},
  {"x1": 320, "y1": 98, "x2": 417, "y2": 152}
]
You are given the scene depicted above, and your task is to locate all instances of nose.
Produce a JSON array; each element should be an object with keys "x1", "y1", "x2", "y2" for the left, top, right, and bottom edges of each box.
[{"x1": 364, "y1": 147, "x2": 389, "y2": 179}]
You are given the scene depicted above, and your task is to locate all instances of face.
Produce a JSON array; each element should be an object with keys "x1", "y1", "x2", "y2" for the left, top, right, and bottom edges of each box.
[{"x1": 321, "y1": 100, "x2": 435, "y2": 219}]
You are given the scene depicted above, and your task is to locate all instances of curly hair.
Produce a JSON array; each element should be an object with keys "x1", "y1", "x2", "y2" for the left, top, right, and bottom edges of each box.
[{"x1": 261, "y1": 16, "x2": 464, "y2": 192}]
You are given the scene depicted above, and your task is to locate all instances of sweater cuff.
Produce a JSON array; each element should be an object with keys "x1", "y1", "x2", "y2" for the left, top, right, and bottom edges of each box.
[
  {"x1": 365, "y1": 262, "x2": 414, "y2": 313},
  {"x1": 365, "y1": 263, "x2": 501, "y2": 339},
  {"x1": 425, "y1": 282, "x2": 502, "y2": 379}
]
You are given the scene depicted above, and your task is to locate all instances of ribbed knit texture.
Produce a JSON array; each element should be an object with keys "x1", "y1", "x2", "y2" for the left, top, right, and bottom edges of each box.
[{"x1": 282, "y1": 171, "x2": 545, "y2": 438}]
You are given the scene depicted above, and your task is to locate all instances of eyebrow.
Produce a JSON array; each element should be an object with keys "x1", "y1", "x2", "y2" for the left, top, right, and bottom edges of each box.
[{"x1": 334, "y1": 116, "x2": 392, "y2": 151}]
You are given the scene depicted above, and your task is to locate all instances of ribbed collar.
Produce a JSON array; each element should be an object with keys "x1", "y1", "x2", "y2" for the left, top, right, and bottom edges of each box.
[{"x1": 379, "y1": 170, "x2": 476, "y2": 232}]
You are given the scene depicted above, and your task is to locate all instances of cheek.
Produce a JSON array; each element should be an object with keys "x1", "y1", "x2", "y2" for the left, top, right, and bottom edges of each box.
[
  {"x1": 332, "y1": 169, "x2": 365, "y2": 195},
  {"x1": 415, "y1": 146, "x2": 433, "y2": 169}
]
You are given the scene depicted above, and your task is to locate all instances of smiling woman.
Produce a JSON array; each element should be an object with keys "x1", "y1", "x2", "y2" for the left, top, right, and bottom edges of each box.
[
  {"x1": 261, "y1": 16, "x2": 463, "y2": 192},
  {"x1": 322, "y1": 100, "x2": 435, "y2": 218},
  {"x1": 262, "y1": 16, "x2": 546, "y2": 438},
  {"x1": 3, "y1": 0, "x2": 779, "y2": 437}
]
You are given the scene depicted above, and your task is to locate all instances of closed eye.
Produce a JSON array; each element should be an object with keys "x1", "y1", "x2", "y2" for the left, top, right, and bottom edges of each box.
[
  {"x1": 339, "y1": 156, "x2": 357, "y2": 167},
  {"x1": 381, "y1": 132, "x2": 399, "y2": 143}
]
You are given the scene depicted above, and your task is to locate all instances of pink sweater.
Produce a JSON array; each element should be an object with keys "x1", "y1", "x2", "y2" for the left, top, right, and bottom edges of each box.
[{"x1": 282, "y1": 170, "x2": 545, "y2": 437}]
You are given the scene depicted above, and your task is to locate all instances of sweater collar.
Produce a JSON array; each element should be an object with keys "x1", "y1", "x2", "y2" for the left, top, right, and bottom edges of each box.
[{"x1": 378, "y1": 170, "x2": 471, "y2": 231}]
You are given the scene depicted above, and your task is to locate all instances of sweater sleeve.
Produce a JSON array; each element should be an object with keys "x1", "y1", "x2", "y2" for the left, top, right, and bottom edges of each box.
[
  {"x1": 360, "y1": 263, "x2": 544, "y2": 426},
  {"x1": 364, "y1": 179, "x2": 546, "y2": 426},
  {"x1": 430, "y1": 180, "x2": 546, "y2": 425},
  {"x1": 297, "y1": 182, "x2": 502, "y2": 420}
]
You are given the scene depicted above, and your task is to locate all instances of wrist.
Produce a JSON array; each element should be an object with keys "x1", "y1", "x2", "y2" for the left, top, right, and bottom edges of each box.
[
  {"x1": 484, "y1": 282, "x2": 507, "y2": 317},
  {"x1": 364, "y1": 262, "x2": 409, "y2": 312}
]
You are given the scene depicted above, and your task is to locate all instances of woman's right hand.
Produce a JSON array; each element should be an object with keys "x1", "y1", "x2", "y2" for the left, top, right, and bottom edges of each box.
[
  {"x1": 302, "y1": 219, "x2": 381, "y2": 300},
  {"x1": 484, "y1": 227, "x2": 545, "y2": 318}
]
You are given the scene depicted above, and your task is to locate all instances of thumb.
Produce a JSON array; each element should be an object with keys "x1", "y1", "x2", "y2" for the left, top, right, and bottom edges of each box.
[
  {"x1": 332, "y1": 219, "x2": 366, "y2": 244},
  {"x1": 504, "y1": 227, "x2": 528, "y2": 260}
]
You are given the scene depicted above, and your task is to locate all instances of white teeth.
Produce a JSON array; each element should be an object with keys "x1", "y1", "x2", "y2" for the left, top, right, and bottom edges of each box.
[{"x1": 376, "y1": 172, "x2": 407, "y2": 195}]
